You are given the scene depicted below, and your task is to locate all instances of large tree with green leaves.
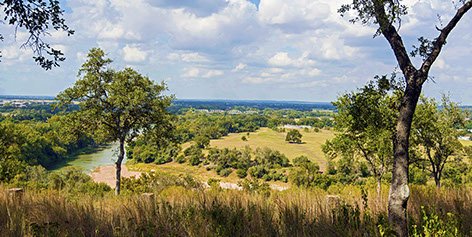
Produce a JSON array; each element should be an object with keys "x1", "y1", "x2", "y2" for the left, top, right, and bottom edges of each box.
[
  {"x1": 1, "y1": 0, "x2": 74, "y2": 69},
  {"x1": 339, "y1": 1, "x2": 472, "y2": 234},
  {"x1": 411, "y1": 96, "x2": 465, "y2": 188},
  {"x1": 326, "y1": 78, "x2": 399, "y2": 195},
  {"x1": 57, "y1": 48, "x2": 172, "y2": 195}
]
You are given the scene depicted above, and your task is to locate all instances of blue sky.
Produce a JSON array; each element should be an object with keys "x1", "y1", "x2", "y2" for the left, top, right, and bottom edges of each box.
[{"x1": 0, "y1": 0, "x2": 471, "y2": 103}]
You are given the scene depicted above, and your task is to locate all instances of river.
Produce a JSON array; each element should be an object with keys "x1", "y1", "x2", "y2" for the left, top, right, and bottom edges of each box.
[{"x1": 55, "y1": 143, "x2": 125, "y2": 174}]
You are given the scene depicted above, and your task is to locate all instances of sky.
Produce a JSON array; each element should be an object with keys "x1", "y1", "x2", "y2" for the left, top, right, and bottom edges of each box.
[{"x1": 0, "y1": 0, "x2": 471, "y2": 104}]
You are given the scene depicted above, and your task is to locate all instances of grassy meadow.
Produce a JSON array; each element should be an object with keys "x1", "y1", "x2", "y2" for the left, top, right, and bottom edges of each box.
[
  {"x1": 129, "y1": 127, "x2": 334, "y2": 185},
  {"x1": 210, "y1": 128, "x2": 335, "y2": 169}
]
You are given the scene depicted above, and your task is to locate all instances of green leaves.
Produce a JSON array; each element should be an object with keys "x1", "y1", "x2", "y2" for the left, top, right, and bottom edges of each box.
[
  {"x1": 57, "y1": 48, "x2": 173, "y2": 143},
  {"x1": 1, "y1": 0, "x2": 74, "y2": 69}
]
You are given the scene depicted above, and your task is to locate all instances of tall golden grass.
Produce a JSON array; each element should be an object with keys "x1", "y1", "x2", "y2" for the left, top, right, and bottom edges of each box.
[{"x1": 0, "y1": 184, "x2": 470, "y2": 236}]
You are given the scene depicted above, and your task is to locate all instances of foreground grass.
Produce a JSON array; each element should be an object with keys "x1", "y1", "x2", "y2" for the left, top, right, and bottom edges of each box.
[
  {"x1": 210, "y1": 128, "x2": 335, "y2": 170},
  {"x1": 1, "y1": 184, "x2": 471, "y2": 236}
]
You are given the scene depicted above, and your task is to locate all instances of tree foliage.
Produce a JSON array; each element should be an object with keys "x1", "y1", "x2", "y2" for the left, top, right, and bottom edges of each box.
[
  {"x1": 285, "y1": 129, "x2": 303, "y2": 144},
  {"x1": 325, "y1": 78, "x2": 399, "y2": 193},
  {"x1": 57, "y1": 48, "x2": 173, "y2": 194},
  {"x1": 411, "y1": 96, "x2": 465, "y2": 187}
]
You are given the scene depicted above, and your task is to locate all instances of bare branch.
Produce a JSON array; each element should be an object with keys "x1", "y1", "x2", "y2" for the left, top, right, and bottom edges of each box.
[{"x1": 420, "y1": 1, "x2": 472, "y2": 80}]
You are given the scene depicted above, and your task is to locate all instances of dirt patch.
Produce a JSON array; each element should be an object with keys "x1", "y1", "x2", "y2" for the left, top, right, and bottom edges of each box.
[{"x1": 90, "y1": 165, "x2": 141, "y2": 188}]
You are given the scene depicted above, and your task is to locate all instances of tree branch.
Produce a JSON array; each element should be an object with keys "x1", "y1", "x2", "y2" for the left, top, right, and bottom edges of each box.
[
  {"x1": 372, "y1": 1, "x2": 417, "y2": 82},
  {"x1": 420, "y1": 1, "x2": 472, "y2": 80}
]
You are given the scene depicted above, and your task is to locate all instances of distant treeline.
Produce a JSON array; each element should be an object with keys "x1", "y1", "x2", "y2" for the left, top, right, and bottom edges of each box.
[{"x1": 169, "y1": 99, "x2": 335, "y2": 113}]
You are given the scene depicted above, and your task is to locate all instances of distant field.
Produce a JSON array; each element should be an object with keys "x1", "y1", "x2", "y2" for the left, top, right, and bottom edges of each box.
[
  {"x1": 461, "y1": 139, "x2": 472, "y2": 146},
  {"x1": 129, "y1": 127, "x2": 335, "y2": 183},
  {"x1": 210, "y1": 127, "x2": 335, "y2": 170},
  {"x1": 130, "y1": 129, "x2": 470, "y2": 184}
]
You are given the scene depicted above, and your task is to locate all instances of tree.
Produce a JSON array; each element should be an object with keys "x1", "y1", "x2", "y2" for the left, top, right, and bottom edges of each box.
[
  {"x1": 286, "y1": 129, "x2": 302, "y2": 144},
  {"x1": 411, "y1": 96, "x2": 465, "y2": 188},
  {"x1": 339, "y1": 1, "x2": 472, "y2": 234},
  {"x1": 326, "y1": 79, "x2": 398, "y2": 195},
  {"x1": 1, "y1": 0, "x2": 74, "y2": 69},
  {"x1": 57, "y1": 48, "x2": 172, "y2": 195}
]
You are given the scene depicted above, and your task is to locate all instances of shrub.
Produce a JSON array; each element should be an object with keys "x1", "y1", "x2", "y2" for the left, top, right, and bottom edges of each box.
[
  {"x1": 122, "y1": 172, "x2": 202, "y2": 193},
  {"x1": 175, "y1": 155, "x2": 186, "y2": 164},
  {"x1": 411, "y1": 207, "x2": 460, "y2": 237},
  {"x1": 285, "y1": 129, "x2": 302, "y2": 144},
  {"x1": 236, "y1": 169, "x2": 247, "y2": 178},
  {"x1": 218, "y1": 168, "x2": 232, "y2": 177}
]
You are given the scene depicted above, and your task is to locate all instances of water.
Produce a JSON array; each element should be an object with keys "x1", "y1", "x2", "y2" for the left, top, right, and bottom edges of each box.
[{"x1": 55, "y1": 143, "x2": 126, "y2": 174}]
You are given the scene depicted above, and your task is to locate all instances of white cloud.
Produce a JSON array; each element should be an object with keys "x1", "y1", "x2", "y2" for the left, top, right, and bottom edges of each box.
[
  {"x1": 203, "y1": 70, "x2": 224, "y2": 78},
  {"x1": 232, "y1": 63, "x2": 247, "y2": 72},
  {"x1": 0, "y1": 0, "x2": 471, "y2": 103},
  {"x1": 268, "y1": 52, "x2": 316, "y2": 68},
  {"x1": 168, "y1": 52, "x2": 209, "y2": 63},
  {"x1": 182, "y1": 67, "x2": 224, "y2": 78},
  {"x1": 182, "y1": 67, "x2": 201, "y2": 78},
  {"x1": 122, "y1": 45, "x2": 148, "y2": 63},
  {"x1": 259, "y1": 0, "x2": 331, "y2": 32}
]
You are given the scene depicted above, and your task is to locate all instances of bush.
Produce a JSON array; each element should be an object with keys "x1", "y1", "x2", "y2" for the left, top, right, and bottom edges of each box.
[
  {"x1": 411, "y1": 207, "x2": 460, "y2": 237},
  {"x1": 238, "y1": 178, "x2": 270, "y2": 196},
  {"x1": 236, "y1": 169, "x2": 247, "y2": 178},
  {"x1": 122, "y1": 172, "x2": 202, "y2": 193},
  {"x1": 248, "y1": 165, "x2": 269, "y2": 179},
  {"x1": 184, "y1": 145, "x2": 205, "y2": 166},
  {"x1": 254, "y1": 147, "x2": 289, "y2": 168},
  {"x1": 285, "y1": 129, "x2": 302, "y2": 144},
  {"x1": 175, "y1": 155, "x2": 186, "y2": 164},
  {"x1": 218, "y1": 168, "x2": 232, "y2": 177}
]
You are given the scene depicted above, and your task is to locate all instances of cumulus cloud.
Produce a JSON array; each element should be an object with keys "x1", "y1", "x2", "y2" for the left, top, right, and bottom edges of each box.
[
  {"x1": 0, "y1": 0, "x2": 470, "y2": 103},
  {"x1": 259, "y1": 0, "x2": 331, "y2": 33},
  {"x1": 122, "y1": 45, "x2": 148, "y2": 63},
  {"x1": 268, "y1": 52, "x2": 316, "y2": 67},
  {"x1": 182, "y1": 67, "x2": 224, "y2": 78}
]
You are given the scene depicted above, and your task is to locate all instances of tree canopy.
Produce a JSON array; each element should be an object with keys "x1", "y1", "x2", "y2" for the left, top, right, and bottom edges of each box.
[
  {"x1": 286, "y1": 129, "x2": 303, "y2": 144},
  {"x1": 326, "y1": 78, "x2": 399, "y2": 194},
  {"x1": 412, "y1": 96, "x2": 465, "y2": 188},
  {"x1": 57, "y1": 48, "x2": 173, "y2": 194}
]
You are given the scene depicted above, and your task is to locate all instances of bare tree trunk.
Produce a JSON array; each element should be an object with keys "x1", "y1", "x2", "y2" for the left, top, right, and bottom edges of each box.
[
  {"x1": 388, "y1": 84, "x2": 422, "y2": 236},
  {"x1": 115, "y1": 137, "x2": 125, "y2": 195},
  {"x1": 434, "y1": 173, "x2": 441, "y2": 188},
  {"x1": 377, "y1": 178, "x2": 382, "y2": 197}
]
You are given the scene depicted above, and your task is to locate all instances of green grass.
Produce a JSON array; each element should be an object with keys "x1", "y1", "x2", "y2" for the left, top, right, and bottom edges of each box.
[
  {"x1": 129, "y1": 128, "x2": 334, "y2": 184},
  {"x1": 210, "y1": 127, "x2": 335, "y2": 170},
  {"x1": 460, "y1": 139, "x2": 472, "y2": 147}
]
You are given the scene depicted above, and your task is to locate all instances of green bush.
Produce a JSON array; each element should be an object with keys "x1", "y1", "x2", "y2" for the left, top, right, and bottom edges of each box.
[
  {"x1": 175, "y1": 155, "x2": 186, "y2": 164},
  {"x1": 122, "y1": 172, "x2": 202, "y2": 194},
  {"x1": 236, "y1": 169, "x2": 247, "y2": 178},
  {"x1": 411, "y1": 207, "x2": 460, "y2": 237},
  {"x1": 218, "y1": 168, "x2": 232, "y2": 177}
]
